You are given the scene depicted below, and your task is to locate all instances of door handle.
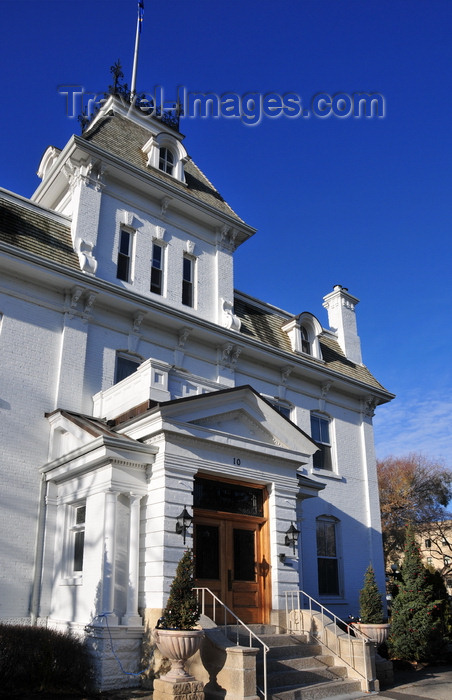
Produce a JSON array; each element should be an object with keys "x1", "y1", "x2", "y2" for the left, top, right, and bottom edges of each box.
[{"x1": 228, "y1": 569, "x2": 232, "y2": 591}]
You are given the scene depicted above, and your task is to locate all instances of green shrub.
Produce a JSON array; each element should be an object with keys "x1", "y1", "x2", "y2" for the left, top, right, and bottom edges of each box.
[
  {"x1": 359, "y1": 564, "x2": 385, "y2": 624},
  {"x1": 388, "y1": 526, "x2": 445, "y2": 662},
  {"x1": 159, "y1": 549, "x2": 200, "y2": 630},
  {"x1": 0, "y1": 623, "x2": 93, "y2": 694}
]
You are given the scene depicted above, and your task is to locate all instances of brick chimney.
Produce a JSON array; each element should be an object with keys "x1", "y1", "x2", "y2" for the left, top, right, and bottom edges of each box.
[{"x1": 322, "y1": 285, "x2": 362, "y2": 365}]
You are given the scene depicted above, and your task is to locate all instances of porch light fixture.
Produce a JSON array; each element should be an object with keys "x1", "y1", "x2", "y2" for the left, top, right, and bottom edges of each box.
[
  {"x1": 285, "y1": 522, "x2": 300, "y2": 555},
  {"x1": 175, "y1": 507, "x2": 193, "y2": 544}
]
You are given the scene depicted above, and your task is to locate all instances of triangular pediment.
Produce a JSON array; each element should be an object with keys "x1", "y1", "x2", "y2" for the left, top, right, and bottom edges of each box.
[
  {"x1": 189, "y1": 408, "x2": 278, "y2": 445},
  {"x1": 152, "y1": 385, "x2": 319, "y2": 458}
]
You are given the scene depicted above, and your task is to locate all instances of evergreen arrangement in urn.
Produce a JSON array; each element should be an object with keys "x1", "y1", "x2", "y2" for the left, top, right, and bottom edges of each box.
[
  {"x1": 159, "y1": 550, "x2": 200, "y2": 630},
  {"x1": 359, "y1": 564, "x2": 384, "y2": 624},
  {"x1": 388, "y1": 526, "x2": 444, "y2": 661}
]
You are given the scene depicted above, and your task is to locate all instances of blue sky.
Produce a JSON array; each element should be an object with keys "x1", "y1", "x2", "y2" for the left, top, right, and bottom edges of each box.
[{"x1": 1, "y1": 0, "x2": 451, "y2": 467}]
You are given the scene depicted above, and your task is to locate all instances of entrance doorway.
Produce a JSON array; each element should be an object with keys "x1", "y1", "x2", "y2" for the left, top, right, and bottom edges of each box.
[{"x1": 193, "y1": 477, "x2": 270, "y2": 624}]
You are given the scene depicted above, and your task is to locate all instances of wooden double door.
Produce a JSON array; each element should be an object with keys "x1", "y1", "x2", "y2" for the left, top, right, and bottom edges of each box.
[{"x1": 194, "y1": 512, "x2": 270, "y2": 624}]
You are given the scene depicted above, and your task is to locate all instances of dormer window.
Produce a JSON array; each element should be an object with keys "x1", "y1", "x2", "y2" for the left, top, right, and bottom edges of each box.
[
  {"x1": 142, "y1": 133, "x2": 187, "y2": 182},
  {"x1": 159, "y1": 147, "x2": 174, "y2": 175},
  {"x1": 281, "y1": 313, "x2": 322, "y2": 359}
]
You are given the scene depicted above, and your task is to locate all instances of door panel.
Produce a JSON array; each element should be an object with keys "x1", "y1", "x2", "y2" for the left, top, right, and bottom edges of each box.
[{"x1": 194, "y1": 515, "x2": 266, "y2": 624}]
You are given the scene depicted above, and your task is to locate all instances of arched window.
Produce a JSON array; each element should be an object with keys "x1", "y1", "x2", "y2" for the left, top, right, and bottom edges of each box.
[{"x1": 159, "y1": 147, "x2": 174, "y2": 175}]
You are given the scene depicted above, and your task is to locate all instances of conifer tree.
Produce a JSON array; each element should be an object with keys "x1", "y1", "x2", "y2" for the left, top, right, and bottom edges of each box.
[
  {"x1": 388, "y1": 526, "x2": 444, "y2": 661},
  {"x1": 160, "y1": 550, "x2": 200, "y2": 630},
  {"x1": 359, "y1": 564, "x2": 384, "y2": 623}
]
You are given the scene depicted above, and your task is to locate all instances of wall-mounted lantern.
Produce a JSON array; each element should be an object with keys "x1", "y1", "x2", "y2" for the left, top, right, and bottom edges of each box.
[
  {"x1": 175, "y1": 507, "x2": 193, "y2": 545},
  {"x1": 285, "y1": 522, "x2": 300, "y2": 555}
]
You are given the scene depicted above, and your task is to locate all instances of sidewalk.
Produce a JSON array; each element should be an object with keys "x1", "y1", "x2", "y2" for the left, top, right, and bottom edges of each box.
[{"x1": 376, "y1": 662, "x2": 452, "y2": 699}]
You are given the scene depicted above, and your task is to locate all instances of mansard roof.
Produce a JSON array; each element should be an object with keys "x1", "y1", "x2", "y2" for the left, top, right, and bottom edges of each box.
[
  {"x1": 234, "y1": 292, "x2": 390, "y2": 394},
  {"x1": 0, "y1": 191, "x2": 78, "y2": 270},
  {"x1": 0, "y1": 191, "x2": 389, "y2": 396},
  {"x1": 82, "y1": 111, "x2": 244, "y2": 224}
]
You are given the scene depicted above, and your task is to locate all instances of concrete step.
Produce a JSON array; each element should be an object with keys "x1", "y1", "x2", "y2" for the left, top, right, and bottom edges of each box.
[
  {"x1": 269, "y1": 677, "x2": 363, "y2": 700},
  {"x1": 263, "y1": 655, "x2": 339, "y2": 674},
  {"x1": 265, "y1": 642, "x2": 323, "y2": 659},
  {"x1": 266, "y1": 663, "x2": 349, "y2": 689}
]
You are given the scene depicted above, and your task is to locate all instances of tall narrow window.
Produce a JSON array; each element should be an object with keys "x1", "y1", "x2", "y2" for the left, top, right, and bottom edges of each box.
[
  {"x1": 316, "y1": 517, "x2": 340, "y2": 596},
  {"x1": 117, "y1": 229, "x2": 133, "y2": 281},
  {"x1": 311, "y1": 414, "x2": 333, "y2": 471},
  {"x1": 71, "y1": 504, "x2": 86, "y2": 573},
  {"x1": 150, "y1": 242, "x2": 164, "y2": 295},
  {"x1": 159, "y1": 147, "x2": 174, "y2": 175},
  {"x1": 300, "y1": 326, "x2": 310, "y2": 354},
  {"x1": 182, "y1": 255, "x2": 194, "y2": 307}
]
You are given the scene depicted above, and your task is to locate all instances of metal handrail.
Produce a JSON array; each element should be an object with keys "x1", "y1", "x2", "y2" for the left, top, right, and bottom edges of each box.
[
  {"x1": 194, "y1": 587, "x2": 269, "y2": 700},
  {"x1": 284, "y1": 590, "x2": 375, "y2": 692}
]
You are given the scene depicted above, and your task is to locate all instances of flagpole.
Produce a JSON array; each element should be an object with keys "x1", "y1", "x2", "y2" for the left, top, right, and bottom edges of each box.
[{"x1": 130, "y1": 1, "x2": 144, "y2": 103}]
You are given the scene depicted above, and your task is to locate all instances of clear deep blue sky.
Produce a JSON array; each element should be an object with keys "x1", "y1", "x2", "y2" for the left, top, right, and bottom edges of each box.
[{"x1": 1, "y1": 0, "x2": 451, "y2": 466}]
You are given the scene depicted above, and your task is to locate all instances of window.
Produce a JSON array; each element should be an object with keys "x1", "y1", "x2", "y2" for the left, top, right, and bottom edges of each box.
[
  {"x1": 300, "y1": 326, "x2": 310, "y2": 354},
  {"x1": 311, "y1": 414, "x2": 333, "y2": 471},
  {"x1": 159, "y1": 147, "x2": 174, "y2": 175},
  {"x1": 115, "y1": 353, "x2": 140, "y2": 383},
  {"x1": 117, "y1": 228, "x2": 133, "y2": 281},
  {"x1": 182, "y1": 255, "x2": 194, "y2": 307},
  {"x1": 444, "y1": 556, "x2": 451, "y2": 567},
  {"x1": 425, "y1": 539, "x2": 432, "y2": 548},
  {"x1": 273, "y1": 403, "x2": 291, "y2": 419},
  {"x1": 426, "y1": 557, "x2": 433, "y2": 566},
  {"x1": 70, "y1": 504, "x2": 86, "y2": 574},
  {"x1": 150, "y1": 242, "x2": 164, "y2": 295},
  {"x1": 316, "y1": 517, "x2": 340, "y2": 596}
]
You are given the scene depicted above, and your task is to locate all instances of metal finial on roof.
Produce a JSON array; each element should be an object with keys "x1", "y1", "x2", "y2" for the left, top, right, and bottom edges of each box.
[{"x1": 130, "y1": 1, "x2": 144, "y2": 103}]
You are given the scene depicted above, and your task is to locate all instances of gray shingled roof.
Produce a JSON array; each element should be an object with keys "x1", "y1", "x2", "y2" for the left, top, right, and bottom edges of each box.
[
  {"x1": 82, "y1": 112, "x2": 244, "y2": 223},
  {"x1": 0, "y1": 195, "x2": 79, "y2": 270},
  {"x1": 234, "y1": 293, "x2": 390, "y2": 393}
]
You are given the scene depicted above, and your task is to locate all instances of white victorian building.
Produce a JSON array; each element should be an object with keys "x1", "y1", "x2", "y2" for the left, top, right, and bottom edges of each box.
[{"x1": 0, "y1": 95, "x2": 393, "y2": 689}]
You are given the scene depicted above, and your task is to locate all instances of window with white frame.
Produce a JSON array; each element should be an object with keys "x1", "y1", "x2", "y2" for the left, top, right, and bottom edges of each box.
[
  {"x1": 68, "y1": 503, "x2": 86, "y2": 575},
  {"x1": 115, "y1": 353, "x2": 141, "y2": 384},
  {"x1": 159, "y1": 147, "x2": 174, "y2": 175},
  {"x1": 117, "y1": 228, "x2": 134, "y2": 282},
  {"x1": 311, "y1": 413, "x2": 333, "y2": 471},
  {"x1": 150, "y1": 241, "x2": 164, "y2": 295},
  {"x1": 316, "y1": 516, "x2": 340, "y2": 596},
  {"x1": 182, "y1": 255, "x2": 194, "y2": 307}
]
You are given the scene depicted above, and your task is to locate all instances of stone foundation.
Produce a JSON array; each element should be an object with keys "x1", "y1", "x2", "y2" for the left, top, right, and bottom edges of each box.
[
  {"x1": 85, "y1": 624, "x2": 145, "y2": 691},
  {"x1": 154, "y1": 678, "x2": 204, "y2": 700}
]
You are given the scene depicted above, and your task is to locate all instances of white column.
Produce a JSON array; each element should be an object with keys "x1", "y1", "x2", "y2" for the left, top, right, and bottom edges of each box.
[
  {"x1": 122, "y1": 494, "x2": 143, "y2": 626},
  {"x1": 102, "y1": 490, "x2": 119, "y2": 625}
]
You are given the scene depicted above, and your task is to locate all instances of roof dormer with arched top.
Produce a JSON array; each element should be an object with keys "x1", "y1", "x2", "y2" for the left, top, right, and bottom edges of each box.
[{"x1": 281, "y1": 312, "x2": 323, "y2": 360}]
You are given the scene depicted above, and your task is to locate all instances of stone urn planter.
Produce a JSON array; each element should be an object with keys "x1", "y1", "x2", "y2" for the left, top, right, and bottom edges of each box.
[
  {"x1": 154, "y1": 628, "x2": 204, "y2": 681},
  {"x1": 357, "y1": 622, "x2": 391, "y2": 645}
]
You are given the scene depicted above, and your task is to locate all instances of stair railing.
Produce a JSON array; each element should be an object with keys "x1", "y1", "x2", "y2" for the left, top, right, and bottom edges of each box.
[
  {"x1": 194, "y1": 587, "x2": 269, "y2": 700},
  {"x1": 284, "y1": 590, "x2": 376, "y2": 693}
]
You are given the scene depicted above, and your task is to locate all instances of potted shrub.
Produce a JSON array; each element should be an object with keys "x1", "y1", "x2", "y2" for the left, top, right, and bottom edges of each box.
[
  {"x1": 154, "y1": 549, "x2": 204, "y2": 681},
  {"x1": 357, "y1": 564, "x2": 390, "y2": 645}
]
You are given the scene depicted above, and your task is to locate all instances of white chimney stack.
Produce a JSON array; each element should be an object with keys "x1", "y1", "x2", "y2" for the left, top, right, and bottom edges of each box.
[{"x1": 322, "y1": 285, "x2": 363, "y2": 365}]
